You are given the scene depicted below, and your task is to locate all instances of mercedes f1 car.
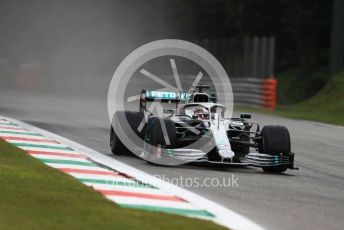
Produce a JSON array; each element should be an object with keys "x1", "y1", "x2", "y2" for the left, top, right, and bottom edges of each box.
[{"x1": 110, "y1": 85, "x2": 297, "y2": 173}]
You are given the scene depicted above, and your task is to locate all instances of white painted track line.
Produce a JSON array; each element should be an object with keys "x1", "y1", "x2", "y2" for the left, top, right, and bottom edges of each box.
[{"x1": 3, "y1": 116, "x2": 264, "y2": 230}]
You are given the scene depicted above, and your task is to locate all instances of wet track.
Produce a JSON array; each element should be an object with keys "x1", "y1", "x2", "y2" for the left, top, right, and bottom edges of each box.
[{"x1": 1, "y1": 90, "x2": 344, "y2": 230}]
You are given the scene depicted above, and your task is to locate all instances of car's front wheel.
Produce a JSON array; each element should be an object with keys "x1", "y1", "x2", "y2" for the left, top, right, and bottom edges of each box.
[
  {"x1": 147, "y1": 117, "x2": 176, "y2": 147},
  {"x1": 259, "y1": 125, "x2": 291, "y2": 173}
]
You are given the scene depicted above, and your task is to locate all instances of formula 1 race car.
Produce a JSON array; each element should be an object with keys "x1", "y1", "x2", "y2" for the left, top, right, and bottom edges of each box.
[{"x1": 110, "y1": 85, "x2": 297, "y2": 173}]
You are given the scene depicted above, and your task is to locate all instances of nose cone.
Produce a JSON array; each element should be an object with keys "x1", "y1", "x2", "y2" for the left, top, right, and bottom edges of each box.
[{"x1": 218, "y1": 149, "x2": 235, "y2": 158}]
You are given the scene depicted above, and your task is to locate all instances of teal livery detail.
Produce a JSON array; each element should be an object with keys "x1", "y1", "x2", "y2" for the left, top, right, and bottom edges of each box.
[{"x1": 145, "y1": 91, "x2": 191, "y2": 101}]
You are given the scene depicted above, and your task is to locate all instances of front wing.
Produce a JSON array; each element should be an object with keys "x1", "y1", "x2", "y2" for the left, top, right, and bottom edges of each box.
[{"x1": 142, "y1": 147, "x2": 297, "y2": 170}]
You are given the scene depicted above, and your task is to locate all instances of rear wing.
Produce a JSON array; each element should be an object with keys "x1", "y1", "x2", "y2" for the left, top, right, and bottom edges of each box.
[{"x1": 139, "y1": 89, "x2": 191, "y2": 113}]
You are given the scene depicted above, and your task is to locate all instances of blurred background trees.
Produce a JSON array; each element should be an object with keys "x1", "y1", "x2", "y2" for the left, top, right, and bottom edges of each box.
[
  {"x1": 158, "y1": 0, "x2": 333, "y2": 104},
  {"x1": 0, "y1": 0, "x2": 337, "y2": 105}
]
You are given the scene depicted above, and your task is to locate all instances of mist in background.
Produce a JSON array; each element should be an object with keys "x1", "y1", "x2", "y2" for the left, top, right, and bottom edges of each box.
[
  {"x1": 0, "y1": 0, "x2": 335, "y2": 104},
  {"x1": 0, "y1": 0, "x2": 178, "y2": 96}
]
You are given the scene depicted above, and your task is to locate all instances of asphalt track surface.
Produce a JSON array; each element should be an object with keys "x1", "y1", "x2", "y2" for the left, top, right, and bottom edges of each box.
[{"x1": 1, "y1": 90, "x2": 344, "y2": 230}]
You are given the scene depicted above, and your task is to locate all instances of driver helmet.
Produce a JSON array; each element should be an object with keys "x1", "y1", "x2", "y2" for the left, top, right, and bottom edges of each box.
[{"x1": 194, "y1": 107, "x2": 209, "y2": 120}]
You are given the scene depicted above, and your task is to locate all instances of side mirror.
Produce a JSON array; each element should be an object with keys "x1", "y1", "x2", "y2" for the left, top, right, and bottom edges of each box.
[
  {"x1": 240, "y1": 113, "x2": 251, "y2": 119},
  {"x1": 163, "y1": 108, "x2": 175, "y2": 114}
]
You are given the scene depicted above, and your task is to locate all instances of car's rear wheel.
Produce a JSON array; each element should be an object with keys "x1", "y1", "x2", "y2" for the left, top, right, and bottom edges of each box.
[
  {"x1": 110, "y1": 126, "x2": 127, "y2": 154},
  {"x1": 259, "y1": 125, "x2": 291, "y2": 173},
  {"x1": 110, "y1": 111, "x2": 147, "y2": 155}
]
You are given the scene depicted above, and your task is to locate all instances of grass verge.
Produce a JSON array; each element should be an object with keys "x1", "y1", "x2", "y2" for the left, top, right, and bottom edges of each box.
[
  {"x1": 275, "y1": 70, "x2": 344, "y2": 125},
  {"x1": 235, "y1": 71, "x2": 344, "y2": 126},
  {"x1": 0, "y1": 139, "x2": 224, "y2": 230}
]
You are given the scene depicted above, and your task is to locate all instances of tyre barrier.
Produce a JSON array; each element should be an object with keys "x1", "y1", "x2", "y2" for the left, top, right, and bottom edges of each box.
[{"x1": 231, "y1": 78, "x2": 277, "y2": 110}]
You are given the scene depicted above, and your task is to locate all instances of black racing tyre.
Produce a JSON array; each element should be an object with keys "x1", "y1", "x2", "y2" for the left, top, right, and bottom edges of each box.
[
  {"x1": 121, "y1": 111, "x2": 147, "y2": 139},
  {"x1": 147, "y1": 117, "x2": 176, "y2": 147},
  {"x1": 259, "y1": 125, "x2": 290, "y2": 155},
  {"x1": 110, "y1": 111, "x2": 147, "y2": 155},
  {"x1": 259, "y1": 125, "x2": 291, "y2": 173},
  {"x1": 110, "y1": 126, "x2": 127, "y2": 154}
]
